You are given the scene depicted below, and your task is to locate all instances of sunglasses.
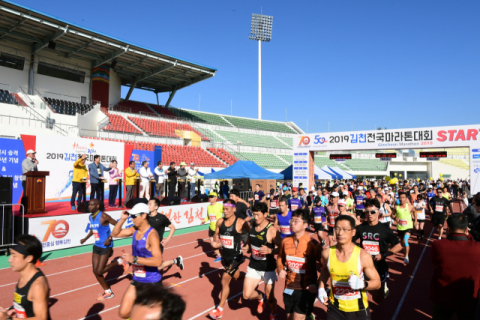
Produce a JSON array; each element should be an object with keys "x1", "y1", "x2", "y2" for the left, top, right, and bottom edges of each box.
[
  {"x1": 130, "y1": 213, "x2": 145, "y2": 219},
  {"x1": 365, "y1": 210, "x2": 377, "y2": 215}
]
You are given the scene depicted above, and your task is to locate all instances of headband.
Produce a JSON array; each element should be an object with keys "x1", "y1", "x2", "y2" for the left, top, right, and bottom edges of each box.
[
  {"x1": 223, "y1": 203, "x2": 236, "y2": 208},
  {"x1": 12, "y1": 241, "x2": 30, "y2": 257}
]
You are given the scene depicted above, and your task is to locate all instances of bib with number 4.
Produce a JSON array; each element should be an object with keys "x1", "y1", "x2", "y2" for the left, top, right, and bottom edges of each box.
[
  {"x1": 332, "y1": 280, "x2": 361, "y2": 300},
  {"x1": 133, "y1": 264, "x2": 146, "y2": 278}
]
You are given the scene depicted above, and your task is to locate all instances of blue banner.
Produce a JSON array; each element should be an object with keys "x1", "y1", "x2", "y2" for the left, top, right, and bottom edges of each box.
[
  {"x1": 130, "y1": 149, "x2": 155, "y2": 171},
  {"x1": 0, "y1": 138, "x2": 26, "y2": 204}
]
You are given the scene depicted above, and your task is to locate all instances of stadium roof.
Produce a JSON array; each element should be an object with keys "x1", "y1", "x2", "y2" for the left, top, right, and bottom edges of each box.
[{"x1": 0, "y1": 0, "x2": 217, "y2": 93}]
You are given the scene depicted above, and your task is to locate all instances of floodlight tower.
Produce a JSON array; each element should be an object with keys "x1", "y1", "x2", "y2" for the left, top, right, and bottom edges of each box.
[{"x1": 249, "y1": 13, "x2": 273, "y2": 120}]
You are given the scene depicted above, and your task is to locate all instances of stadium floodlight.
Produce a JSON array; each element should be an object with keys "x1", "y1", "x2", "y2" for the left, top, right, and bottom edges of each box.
[{"x1": 249, "y1": 13, "x2": 273, "y2": 120}]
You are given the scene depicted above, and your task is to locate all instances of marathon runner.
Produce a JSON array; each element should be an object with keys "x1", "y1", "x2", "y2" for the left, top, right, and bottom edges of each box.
[
  {"x1": 338, "y1": 198, "x2": 360, "y2": 225},
  {"x1": 392, "y1": 192, "x2": 417, "y2": 264},
  {"x1": 241, "y1": 202, "x2": 279, "y2": 320},
  {"x1": 277, "y1": 209, "x2": 320, "y2": 320},
  {"x1": 208, "y1": 199, "x2": 250, "y2": 319},
  {"x1": 326, "y1": 192, "x2": 340, "y2": 246},
  {"x1": 428, "y1": 188, "x2": 450, "y2": 240},
  {"x1": 80, "y1": 199, "x2": 127, "y2": 301},
  {"x1": 353, "y1": 199, "x2": 402, "y2": 304},
  {"x1": 249, "y1": 184, "x2": 266, "y2": 205},
  {"x1": 201, "y1": 192, "x2": 224, "y2": 262},
  {"x1": 266, "y1": 188, "x2": 280, "y2": 216},
  {"x1": 289, "y1": 187, "x2": 306, "y2": 211},
  {"x1": 413, "y1": 194, "x2": 427, "y2": 240},
  {"x1": 311, "y1": 196, "x2": 327, "y2": 247},
  {"x1": 0, "y1": 235, "x2": 51, "y2": 320},
  {"x1": 147, "y1": 198, "x2": 184, "y2": 271},
  {"x1": 275, "y1": 198, "x2": 294, "y2": 247},
  {"x1": 318, "y1": 215, "x2": 381, "y2": 320},
  {"x1": 376, "y1": 193, "x2": 393, "y2": 226},
  {"x1": 111, "y1": 203, "x2": 163, "y2": 319},
  {"x1": 354, "y1": 187, "x2": 366, "y2": 221}
]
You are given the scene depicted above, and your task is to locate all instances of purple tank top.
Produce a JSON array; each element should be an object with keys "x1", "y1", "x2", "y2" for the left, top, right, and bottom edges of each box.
[{"x1": 132, "y1": 227, "x2": 161, "y2": 283}]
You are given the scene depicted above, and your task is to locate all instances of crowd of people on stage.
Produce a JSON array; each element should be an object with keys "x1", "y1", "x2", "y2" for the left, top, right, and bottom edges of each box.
[{"x1": 7, "y1": 160, "x2": 480, "y2": 320}]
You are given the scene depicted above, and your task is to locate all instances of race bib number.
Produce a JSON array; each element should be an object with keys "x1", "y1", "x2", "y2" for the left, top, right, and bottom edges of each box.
[
  {"x1": 356, "y1": 200, "x2": 363, "y2": 205},
  {"x1": 399, "y1": 219, "x2": 408, "y2": 226},
  {"x1": 291, "y1": 204, "x2": 298, "y2": 211},
  {"x1": 93, "y1": 230, "x2": 100, "y2": 241},
  {"x1": 379, "y1": 215, "x2": 385, "y2": 222},
  {"x1": 251, "y1": 245, "x2": 266, "y2": 260},
  {"x1": 220, "y1": 235, "x2": 234, "y2": 249},
  {"x1": 314, "y1": 216, "x2": 323, "y2": 224},
  {"x1": 280, "y1": 225, "x2": 291, "y2": 235},
  {"x1": 255, "y1": 194, "x2": 259, "y2": 201},
  {"x1": 328, "y1": 215, "x2": 336, "y2": 226},
  {"x1": 133, "y1": 264, "x2": 146, "y2": 278},
  {"x1": 332, "y1": 280, "x2": 361, "y2": 300},
  {"x1": 363, "y1": 240, "x2": 380, "y2": 255},
  {"x1": 270, "y1": 200, "x2": 278, "y2": 209},
  {"x1": 435, "y1": 205, "x2": 444, "y2": 212},
  {"x1": 286, "y1": 255, "x2": 306, "y2": 274},
  {"x1": 13, "y1": 292, "x2": 27, "y2": 319},
  {"x1": 209, "y1": 214, "x2": 217, "y2": 221}
]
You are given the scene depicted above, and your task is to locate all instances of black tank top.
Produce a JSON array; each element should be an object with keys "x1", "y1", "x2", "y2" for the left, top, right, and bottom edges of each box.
[
  {"x1": 248, "y1": 222, "x2": 276, "y2": 272},
  {"x1": 219, "y1": 216, "x2": 242, "y2": 259},
  {"x1": 14, "y1": 270, "x2": 51, "y2": 319}
]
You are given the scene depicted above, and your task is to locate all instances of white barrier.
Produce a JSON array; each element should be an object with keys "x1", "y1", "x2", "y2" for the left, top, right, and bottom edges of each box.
[{"x1": 29, "y1": 202, "x2": 215, "y2": 252}]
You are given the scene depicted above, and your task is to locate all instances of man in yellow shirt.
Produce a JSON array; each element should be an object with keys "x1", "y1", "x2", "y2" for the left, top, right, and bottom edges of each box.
[
  {"x1": 201, "y1": 192, "x2": 223, "y2": 262},
  {"x1": 71, "y1": 154, "x2": 88, "y2": 210},
  {"x1": 124, "y1": 160, "x2": 140, "y2": 205}
]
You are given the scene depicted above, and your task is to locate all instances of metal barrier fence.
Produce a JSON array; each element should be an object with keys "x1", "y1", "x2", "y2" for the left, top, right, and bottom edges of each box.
[
  {"x1": 239, "y1": 191, "x2": 253, "y2": 203},
  {"x1": 1, "y1": 204, "x2": 25, "y2": 254}
]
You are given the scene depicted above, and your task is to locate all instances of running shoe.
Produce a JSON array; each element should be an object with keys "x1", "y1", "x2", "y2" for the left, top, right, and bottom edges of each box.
[
  {"x1": 214, "y1": 256, "x2": 222, "y2": 263},
  {"x1": 208, "y1": 308, "x2": 223, "y2": 319},
  {"x1": 269, "y1": 314, "x2": 277, "y2": 320},
  {"x1": 257, "y1": 293, "x2": 266, "y2": 314},
  {"x1": 404, "y1": 256, "x2": 409, "y2": 264},
  {"x1": 384, "y1": 282, "x2": 390, "y2": 299},
  {"x1": 175, "y1": 256, "x2": 184, "y2": 270},
  {"x1": 96, "y1": 292, "x2": 114, "y2": 301},
  {"x1": 117, "y1": 257, "x2": 130, "y2": 272},
  {"x1": 71, "y1": 206, "x2": 75, "y2": 211}
]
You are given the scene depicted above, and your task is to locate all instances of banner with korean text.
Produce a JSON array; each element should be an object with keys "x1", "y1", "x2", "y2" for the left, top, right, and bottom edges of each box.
[{"x1": 0, "y1": 138, "x2": 26, "y2": 203}]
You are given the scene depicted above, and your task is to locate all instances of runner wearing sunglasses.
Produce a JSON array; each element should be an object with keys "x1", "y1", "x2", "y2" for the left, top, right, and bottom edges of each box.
[{"x1": 111, "y1": 203, "x2": 163, "y2": 319}]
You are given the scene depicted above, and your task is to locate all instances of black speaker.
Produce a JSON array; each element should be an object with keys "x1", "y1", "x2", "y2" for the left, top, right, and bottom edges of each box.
[
  {"x1": 191, "y1": 194, "x2": 209, "y2": 203},
  {"x1": 160, "y1": 196, "x2": 180, "y2": 206},
  {"x1": 232, "y1": 178, "x2": 250, "y2": 192},
  {"x1": 0, "y1": 177, "x2": 13, "y2": 244},
  {"x1": 48, "y1": 41, "x2": 56, "y2": 50},
  {"x1": 77, "y1": 201, "x2": 105, "y2": 213},
  {"x1": 125, "y1": 198, "x2": 148, "y2": 209}
]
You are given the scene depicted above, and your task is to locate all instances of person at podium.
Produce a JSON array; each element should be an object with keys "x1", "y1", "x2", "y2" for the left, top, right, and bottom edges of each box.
[{"x1": 21, "y1": 149, "x2": 38, "y2": 192}]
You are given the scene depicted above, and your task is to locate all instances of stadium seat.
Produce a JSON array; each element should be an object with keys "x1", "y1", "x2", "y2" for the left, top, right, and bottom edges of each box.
[{"x1": 127, "y1": 116, "x2": 209, "y2": 141}]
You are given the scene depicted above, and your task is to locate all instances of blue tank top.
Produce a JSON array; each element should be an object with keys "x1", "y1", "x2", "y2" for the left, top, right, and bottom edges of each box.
[
  {"x1": 312, "y1": 205, "x2": 326, "y2": 224},
  {"x1": 355, "y1": 195, "x2": 365, "y2": 210},
  {"x1": 132, "y1": 227, "x2": 162, "y2": 283},
  {"x1": 289, "y1": 198, "x2": 302, "y2": 211},
  {"x1": 277, "y1": 211, "x2": 293, "y2": 239},
  {"x1": 89, "y1": 212, "x2": 112, "y2": 249}
]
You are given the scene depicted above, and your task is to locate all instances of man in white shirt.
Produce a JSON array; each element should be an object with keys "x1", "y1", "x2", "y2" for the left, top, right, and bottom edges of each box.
[
  {"x1": 187, "y1": 162, "x2": 199, "y2": 199},
  {"x1": 154, "y1": 161, "x2": 166, "y2": 199},
  {"x1": 139, "y1": 161, "x2": 153, "y2": 200}
]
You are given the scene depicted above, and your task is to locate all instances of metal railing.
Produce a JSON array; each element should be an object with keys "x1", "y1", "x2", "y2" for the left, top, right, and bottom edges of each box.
[{"x1": 1, "y1": 204, "x2": 25, "y2": 253}]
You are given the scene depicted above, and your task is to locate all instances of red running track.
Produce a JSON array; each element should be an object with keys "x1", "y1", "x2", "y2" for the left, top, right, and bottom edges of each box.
[{"x1": 0, "y1": 221, "x2": 441, "y2": 319}]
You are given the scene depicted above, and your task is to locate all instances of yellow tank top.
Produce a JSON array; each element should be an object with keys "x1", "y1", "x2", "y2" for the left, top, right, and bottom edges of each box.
[{"x1": 328, "y1": 245, "x2": 369, "y2": 312}]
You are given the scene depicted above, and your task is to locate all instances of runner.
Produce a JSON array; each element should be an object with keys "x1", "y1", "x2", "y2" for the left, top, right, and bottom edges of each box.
[
  {"x1": 111, "y1": 203, "x2": 163, "y2": 319},
  {"x1": 249, "y1": 184, "x2": 266, "y2": 205},
  {"x1": 201, "y1": 192, "x2": 224, "y2": 262},
  {"x1": 354, "y1": 187, "x2": 366, "y2": 221},
  {"x1": 392, "y1": 192, "x2": 417, "y2": 264},
  {"x1": 275, "y1": 198, "x2": 294, "y2": 247},
  {"x1": 318, "y1": 215, "x2": 381, "y2": 320},
  {"x1": 277, "y1": 209, "x2": 320, "y2": 320},
  {"x1": 413, "y1": 194, "x2": 427, "y2": 240},
  {"x1": 147, "y1": 198, "x2": 184, "y2": 271},
  {"x1": 338, "y1": 198, "x2": 360, "y2": 225},
  {"x1": 208, "y1": 199, "x2": 250, "y2": 319},
  {"x1": 267, "y1": 188, "x2": 280, "y2": 216},
  {"x1": 326, "y1": 192, "x2": 340, "y2": 246},
  {"x1": 311, "y1": 196, "x2": 327, "y2": 246},
  {"x1": 288, "y1": 187, "x2": 306, "y2": 211},
  {"x1": 376, "y1": 193, "x2": 393, "y2": 226},
  {"x1": 353, "y1": 199, "x2": 402, "y2": 304},
  {"x1": 241, "y1": 202, "x2": 279, "y2": 320},
  {"x1": 0, "y1": 235, "x2": 51, "y2": 320},
  {"x1": 428, "y1": 188, "x2": 450, "y2": 240},
  {"x1": 80, "y1": 199, "x2": 127, "y2": 301}
]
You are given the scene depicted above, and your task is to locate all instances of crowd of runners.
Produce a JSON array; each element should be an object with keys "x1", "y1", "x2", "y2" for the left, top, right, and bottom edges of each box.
[{"x1": 2, "y1": 177, "x2": 479, "y2": 320}]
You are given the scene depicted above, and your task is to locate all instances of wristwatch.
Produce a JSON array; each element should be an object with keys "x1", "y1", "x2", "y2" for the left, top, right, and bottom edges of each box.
[{"x1": 133, "y1": 256, "x2": 138, "y2": 264}]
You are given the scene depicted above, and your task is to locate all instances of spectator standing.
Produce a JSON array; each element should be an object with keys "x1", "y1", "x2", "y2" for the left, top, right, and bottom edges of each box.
[
  {"x1": 187, "y1": 162, "x2": 198, "y2": 199},
  {"x1": 108, "y1": 160, "x2": 122, "y2": 207},
  {"x1": 71, "y1": 154, "x2": 88, "y2": 210},
  {"x1": 124, "y1": 161, "x2": 139, "y2": 205},
  {"x1": 154, "y1": 161, "x2": 166, "y2": 199},
  {"x1": 166, "y1": 162, "x2": 177, "y2": 197},
  {"x1": 88, "y1": 155, "x2": 112, "y2": 202},
  {"x1": 177, "y1": 162, "x2": 188, "y2": 199},
  {"x1": 139, "y1": 161, "x2": 153, "y2": 200}
]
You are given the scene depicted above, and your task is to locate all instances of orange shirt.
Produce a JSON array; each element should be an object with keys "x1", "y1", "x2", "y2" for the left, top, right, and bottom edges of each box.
[{"x1": 278, "y1": 233, "x2": 320, "y2": 290}]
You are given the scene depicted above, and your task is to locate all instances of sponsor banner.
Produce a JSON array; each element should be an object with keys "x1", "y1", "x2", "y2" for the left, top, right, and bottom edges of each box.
[
  {"x1": 293, "y1": 152, "x2": 309, "y2": 187},
  {"x1": 130, "y1": 149, "x2": 154, "y2": 171},
  {"x1": 35, "y1": 136, "x2": 124, "y2": 201},
  {"x1": 0, "y1": 138, "x2": 26, "y2": 204},
  {"x1": 29, "y1": 202, "x2": 212, "y2": 251}
]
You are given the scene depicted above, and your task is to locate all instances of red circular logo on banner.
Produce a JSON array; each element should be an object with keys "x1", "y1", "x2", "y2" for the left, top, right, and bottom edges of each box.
[{"x1": 51, "y1": 220, "x2": 69, "y2": 238}]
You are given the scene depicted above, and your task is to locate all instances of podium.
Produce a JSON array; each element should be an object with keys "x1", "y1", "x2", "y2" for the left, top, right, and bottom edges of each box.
[{"x1": 24, "y1": 171, "x2": 49, "y2": 214}]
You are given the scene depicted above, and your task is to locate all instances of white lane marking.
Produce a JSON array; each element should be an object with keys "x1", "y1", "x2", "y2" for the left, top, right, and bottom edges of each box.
[{"x1": 391, "y1": 227, "x2": 434, "y2": 320}]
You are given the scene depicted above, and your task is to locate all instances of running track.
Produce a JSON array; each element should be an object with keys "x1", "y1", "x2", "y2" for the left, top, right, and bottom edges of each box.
[{"x1": 0, "y1": 221, "x2": 440, "y2": 319}]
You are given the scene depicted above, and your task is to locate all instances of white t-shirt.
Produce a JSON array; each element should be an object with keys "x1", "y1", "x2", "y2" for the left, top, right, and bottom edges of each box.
[
  {"x1": 187, "y1": 167, "x2": 197, "y2": 183},
  {"x1": 154, "y1": 167, "x2": 166, "y2": 183},
  {"x1": 139, "y1": 167, "x2": 153, "y2": 182}
]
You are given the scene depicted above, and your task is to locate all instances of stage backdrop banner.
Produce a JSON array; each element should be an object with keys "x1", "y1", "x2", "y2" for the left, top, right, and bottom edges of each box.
[
  {"x1": 35, "y1": 136, "x2": 124, "y2": 201},
  {"x1": 29, "y1": 201, "x2": 215, "y2": 251},
  {"x1": 131, "y1": 149, "x2": 154, "y2": 171},
  {"x1": 0, "y1": 138, "x2": 26, "y2": 203}
]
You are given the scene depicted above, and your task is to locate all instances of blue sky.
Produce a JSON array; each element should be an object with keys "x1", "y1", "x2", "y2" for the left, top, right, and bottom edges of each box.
[{"x1": 15, "y1": 0, "x2": 480, "y2": 133}]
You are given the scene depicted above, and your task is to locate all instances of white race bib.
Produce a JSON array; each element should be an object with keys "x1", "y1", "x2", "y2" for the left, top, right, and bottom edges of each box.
[
  {"x1": 280, "y1": 225, "x2": 291, "y2": 235},
  {"x1": 209, "y1": 214, "x2": 217, "y2": 221},
  {"x1": 286, "y1": 255, "x2": 306, "y2": 274},
  {"x1": 133, "y1": 264, "x2": 146, "y2": 278},
  {"x1": 435, "y1": 205, "x2": 444, "y2": 212},
  {"x1": 332, "y1": 280, "x2": 361, "y2": 300},
  {"x1": 314, "y1": 216, "x2": 323, "y2": 224},
  {"x1": 220, "y1": 235, "x2": 234, "y2": 249},
  {"x1": 251, "y1": 245, "x2": 266, "y2": 260},
  {"x1": 93, "y1": 230, "x2": 100, "y2": 241},
  {"x1": 363, "y1": 240, "x2": 380, "y2": 255}
]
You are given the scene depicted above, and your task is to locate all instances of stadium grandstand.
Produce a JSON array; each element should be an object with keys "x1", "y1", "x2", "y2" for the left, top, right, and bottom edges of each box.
[{"x1": 0, "y1": 0, "x2": 470, "y2": 180}]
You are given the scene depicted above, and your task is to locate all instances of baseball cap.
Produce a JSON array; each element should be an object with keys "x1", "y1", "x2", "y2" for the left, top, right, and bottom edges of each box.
[
  {"x1": 338, "y1": 199, "x2": 346, "y2": 206},
  {"x1": 357, "y1": 186, "x2": 363, "y2": 190},
  {"x1": 283, "y1": 186, "x2": 288, "y2": 191},
  {"x1": 127, "y1": 203, "x2": 150, "y2": 216},
  {"x1": 331, "y1": 192, "x2": 339, "y2": 197},
  {"x1": 292, "y1": 187, "x2": 298, "y2": 192},
  {"x1": 26, "y1": 149, "x2": 36, "y2": 154},
  {"x1": 343, "y1": 191, "x2": 349, "y2": 196},
  {"x1": 180, "y1": 162, "x2": 186, "y2": 166},
  {"x1": 208, "y1": 192, "x2": 218, "y2": 197}
]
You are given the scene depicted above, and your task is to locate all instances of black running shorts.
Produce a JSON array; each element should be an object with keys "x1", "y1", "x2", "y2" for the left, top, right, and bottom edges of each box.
[{"x1": 283, "y1": 289, "x2": 316, "y2": 315}]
